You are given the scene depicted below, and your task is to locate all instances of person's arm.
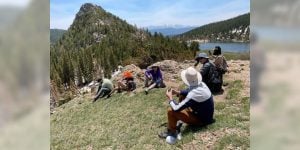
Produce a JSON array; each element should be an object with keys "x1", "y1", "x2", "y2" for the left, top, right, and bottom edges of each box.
[
  {"x1": 171, "y1": 89, "x2": 180, "y2": 95},
  {"x1": 145, "y1": 70, "x2": 151, "y2": 78},
  {"x1": 166, "y1": 89, "x2": 192, "y2": 112},
  {"x1": 223, "y1": 56, "x2": 228, "y2": 67},
  {"x1": 194, "y1": 60, "x2": 199, "y2": 67},
  {"x1": 200, "y1": 63, "x2": 210, "y2": 76},
  {"x1": 169, "y1": 97, "x2": 193, "y2": 112}
]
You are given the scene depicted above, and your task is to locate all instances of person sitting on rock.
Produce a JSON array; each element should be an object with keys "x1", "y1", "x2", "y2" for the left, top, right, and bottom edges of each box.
[
  {"x1": 109, "y1": 71, "x2": 136, "y2": 96},
  {"x1": 93, "y1": 78, "x2": 114, "y2": 102},
  {"x1": 195, "y1": 53, "x2": 222, "y2": 93},
  {"x1": 158, "y1": 67, "x2": 214, "y2": 144},
  {"x1": 144, "y1": 65, "x2": 165, "y2": 94}
]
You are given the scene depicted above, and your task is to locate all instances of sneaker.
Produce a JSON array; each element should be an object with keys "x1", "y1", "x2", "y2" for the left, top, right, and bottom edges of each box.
[
  {"x1": 144, "y1": 89, "x2": 148, "y2": 95},
  {"x1": 166, "y1": 134, "x2": 177, "y2": 144}
]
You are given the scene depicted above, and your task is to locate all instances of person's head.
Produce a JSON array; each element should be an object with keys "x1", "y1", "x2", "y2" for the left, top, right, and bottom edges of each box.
[
  {"x1": 151, "y1": 65, "x2": 159, "y2": 72},
  {"x1": 213, "y1": 46, "x2": 222, "y2": 55},
  {"x1": 123, "y1": 71, "x2": 133, "y2": 79},
  {"x1": 97, "y1": 78, "x2": 103, "y2": 83},
  {"x1": 195, "y1": 53, "x2": 209, "y2": 64},
  {"x1": 181, "y1": 67, "x2": 202, "y2": 87}
]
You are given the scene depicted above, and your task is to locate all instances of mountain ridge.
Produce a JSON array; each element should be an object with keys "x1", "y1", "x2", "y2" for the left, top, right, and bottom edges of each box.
[
  {"x1": 148, "y1": 26, "x2": 196, "y2": 36},
  {"x1": 50, "y1": 29, "x2": 66, "y2": 44},
  {"x1": 177, "y1": 13, "x2": 250, "y2": 42},
  {"x1": 50, "y1": 3, "x2": 192, "y2": 90}
]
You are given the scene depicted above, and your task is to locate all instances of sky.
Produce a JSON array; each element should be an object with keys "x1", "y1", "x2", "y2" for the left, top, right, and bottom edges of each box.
[{"x1": 50, "y1": 0, "x2": 250, "y2": 30}]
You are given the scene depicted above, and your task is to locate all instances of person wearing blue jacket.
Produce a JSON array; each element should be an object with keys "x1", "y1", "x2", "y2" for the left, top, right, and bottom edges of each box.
[
  {"x1": 144, "y1": 65, "x2": 165, "y2": 94},
  {"x1": 158, "y1": 67, "x2": 214, "y2": 144}
]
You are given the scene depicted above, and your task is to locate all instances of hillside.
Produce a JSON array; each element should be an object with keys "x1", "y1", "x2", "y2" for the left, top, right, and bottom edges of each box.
[
  {"x1": 50, "y1": 29, "x2": 66, "y2": 44},
  {"x1": 177, "y1": 13, "x2": 250, "y2": 42},
  {"x1": 50, "y1": 3, "x2": 192, "y2": 91},
  {"x1": 148, "y1": 26, "x2": 196, "y2": 36},
  {"x1": 51, "y1": 60, "x2": 250, "y2": 149}
]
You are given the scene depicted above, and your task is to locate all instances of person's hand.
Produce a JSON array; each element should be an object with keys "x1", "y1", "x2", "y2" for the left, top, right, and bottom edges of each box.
[{"x1": 166, "y1": 89, "x2": 173, "y2": 100}]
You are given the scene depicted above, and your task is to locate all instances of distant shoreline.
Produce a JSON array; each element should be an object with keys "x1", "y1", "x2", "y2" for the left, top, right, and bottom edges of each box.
[{"x1": 187, "y1": 39, "x2": 250, "y2": 43}]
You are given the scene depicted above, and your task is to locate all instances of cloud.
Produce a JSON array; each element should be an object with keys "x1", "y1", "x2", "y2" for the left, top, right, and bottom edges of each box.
[
  {"x1": 108, "y1": 0, "x2": 249, "y2": 27},
  {"x1": 50, "y1": 0, "x2": 250, "y2": 29}
]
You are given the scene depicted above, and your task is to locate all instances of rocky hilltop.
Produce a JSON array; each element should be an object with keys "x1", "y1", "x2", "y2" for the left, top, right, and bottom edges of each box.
[{"x1": 50, "y1": 59, "x2": 250, "y2": 112}]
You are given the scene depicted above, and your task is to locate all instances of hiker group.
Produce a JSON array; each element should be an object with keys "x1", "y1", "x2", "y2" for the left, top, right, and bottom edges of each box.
[{"x1": 93, "y1": 46, "x2": 228, "y2": 144}]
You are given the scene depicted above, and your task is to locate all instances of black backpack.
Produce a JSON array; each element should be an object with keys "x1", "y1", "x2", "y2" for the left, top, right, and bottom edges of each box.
[{"x1": 208, "y1": 63, "x2": 222, "y2": 92}]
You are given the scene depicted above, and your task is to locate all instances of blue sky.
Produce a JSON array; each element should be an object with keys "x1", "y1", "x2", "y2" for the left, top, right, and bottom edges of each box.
[{"x1": 50, "y1": 0, "x2": 250, "y2": 29}]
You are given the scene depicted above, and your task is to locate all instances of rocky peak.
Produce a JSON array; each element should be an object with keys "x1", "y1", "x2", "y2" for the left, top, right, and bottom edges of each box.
[
  {"x1": 76, "y1": 3, "x2": 105, "y2": 17},
  {"x1": 80, "y1": 3, "x2": 103, "y2": 12}
]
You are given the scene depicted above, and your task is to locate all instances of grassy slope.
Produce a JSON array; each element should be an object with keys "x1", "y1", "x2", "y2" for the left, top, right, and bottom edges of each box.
[{"x1": 51, "y1": 79, "x2": 249, "y2": 149}]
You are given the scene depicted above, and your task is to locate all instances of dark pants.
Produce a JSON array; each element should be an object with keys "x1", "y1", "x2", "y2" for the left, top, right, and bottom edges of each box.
[
  {"x1": 145, "y1": 77, "x2": 165, "y2": 88},
  {"x1": 167, "y1": 91, "x2": 202, "y2": 133},
  {"x1": 94, "y1": 87, "x2": 111, "y2": 101}
]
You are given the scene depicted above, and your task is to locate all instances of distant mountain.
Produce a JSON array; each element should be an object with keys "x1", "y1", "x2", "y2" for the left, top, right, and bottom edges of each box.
[
  {"x1": 50, "y1": 29, "x2": 66, "y2": 44},
  {"x1": 148, "y1": 26, "x2": 196, "y2": 36},
  {"x1": 178, "y1": 13, "x2": 250, "y2": 42},
  {"x1": 51, "y1": 3, "x2": 191, "y2": 88}
]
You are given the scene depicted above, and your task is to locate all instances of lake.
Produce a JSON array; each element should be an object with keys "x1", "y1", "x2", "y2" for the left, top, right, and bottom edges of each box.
[{"x1": 199, "y1": 42, "x2": 250, "y2": 53}]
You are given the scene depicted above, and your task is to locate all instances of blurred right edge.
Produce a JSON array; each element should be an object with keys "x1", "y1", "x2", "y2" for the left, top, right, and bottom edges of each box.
[{"x1": 251, "y1": 0, "x2": 300, "y2": 149}]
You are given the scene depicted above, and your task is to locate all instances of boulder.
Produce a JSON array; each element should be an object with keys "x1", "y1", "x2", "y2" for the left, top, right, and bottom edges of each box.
[{"x1": 112, "y1": 64, "x2": 145, "y2": 87}]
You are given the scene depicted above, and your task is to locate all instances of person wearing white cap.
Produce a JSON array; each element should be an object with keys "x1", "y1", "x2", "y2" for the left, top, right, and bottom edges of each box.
[{"x1": 158, "y1": 67, "x2": 214, "y2": 144}]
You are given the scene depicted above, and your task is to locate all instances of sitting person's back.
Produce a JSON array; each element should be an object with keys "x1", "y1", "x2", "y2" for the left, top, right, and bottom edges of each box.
[
  {"x1": 159, "y1": 67, "x2": 215, "y2": 144},
  {"x1": 184, "y1": 83, "x2": 214, "y2": 123},
  {"x1": 195, "y1": 53, "x2": 222, "y2": 93},
  {"x1": 212, "y1": 46, "x2": 228, "y2": 75},
  {"x1": 171, "y1": 82, "x2": 214, "y2": 124},
  {"x1": 102, "y1": 78, "x2": 113, "y2": 90}
]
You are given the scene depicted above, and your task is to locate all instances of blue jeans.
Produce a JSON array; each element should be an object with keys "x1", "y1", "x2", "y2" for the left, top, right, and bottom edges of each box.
[{"x1": 94, "y1": 87, "x2": 111, "y2": 101}]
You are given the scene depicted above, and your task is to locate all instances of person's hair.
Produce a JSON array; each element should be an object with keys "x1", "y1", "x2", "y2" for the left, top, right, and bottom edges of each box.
[
  {"x1": 213, "y1": 46, "x2": 222, "y2": 55},
  {"x1": 151, "y1": 66, "x2": 159, "y2": 69},
  {"x1": 97, "y1": 78, "x2": 103, "y2": 83}
]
